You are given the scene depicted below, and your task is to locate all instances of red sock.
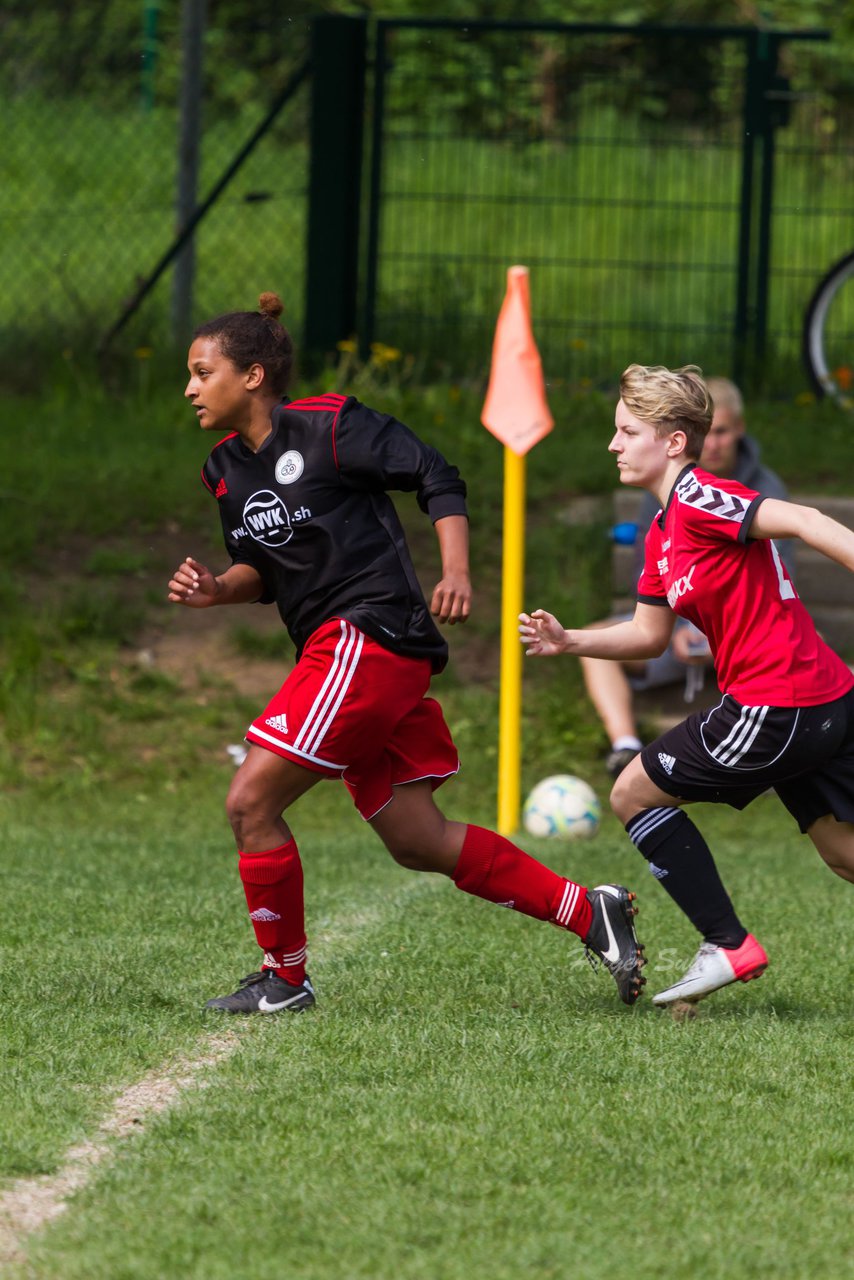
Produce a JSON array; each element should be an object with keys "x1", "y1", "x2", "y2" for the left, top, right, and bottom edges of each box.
[
  {"x1": 238, "y1": 840, "x2": 306, "y2": 985},
  {"x1": 452, "y1": 825, "x2": 592, "y2": 939}
]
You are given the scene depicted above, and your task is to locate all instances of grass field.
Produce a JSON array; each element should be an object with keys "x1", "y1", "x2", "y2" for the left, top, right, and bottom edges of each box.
[
  {"x1": 2, "y1": 781, "x2": 852, "y2": 1278},
  {"x1": 1, "y1": 364, "x2": 853, "y2": 1276}
]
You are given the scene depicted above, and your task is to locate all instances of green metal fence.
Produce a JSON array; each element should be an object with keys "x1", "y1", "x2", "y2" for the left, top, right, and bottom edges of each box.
[
  {"x1": 356, "y1": 19, "x2": 830, "y2": 386},
  {"x1": 0, "y1": 3, "x2": 311, "y2": 363},
  {"x1": 4, "y1": 8, "x2": 853, "y2": 392}
]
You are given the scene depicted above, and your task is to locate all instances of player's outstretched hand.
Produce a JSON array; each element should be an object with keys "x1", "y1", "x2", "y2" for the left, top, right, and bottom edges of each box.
[
  {"x1": 519, "y1": 609, "x2": 569, "y2": 657},
  {"x1": 431, "y1": 572, "x2": 472, "y2": 625},
  {"x1": 168, "y1": 556, "x2": 219, "y2": 608}
]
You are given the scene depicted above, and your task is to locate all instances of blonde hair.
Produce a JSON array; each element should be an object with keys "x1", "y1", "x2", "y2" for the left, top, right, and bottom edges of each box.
[
  {"x1": 705, "y1": 376, "x2": 744, "y2": 420},
  {"x1": 620, "y1": 363, "x2": 713, "y2": 459}
]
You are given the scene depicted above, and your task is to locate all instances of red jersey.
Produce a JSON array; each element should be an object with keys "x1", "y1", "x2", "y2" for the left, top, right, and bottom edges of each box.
[{"x1": 637, "y1": 464, "x2": 854, "y2": 706}]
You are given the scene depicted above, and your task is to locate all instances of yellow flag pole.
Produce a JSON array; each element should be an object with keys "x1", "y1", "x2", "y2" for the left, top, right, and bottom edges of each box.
[
  {"x1": 498, "y1": 447, "x2": 526, "y2": 834},
  {"x1": 481, "y1": 264, "x2": 553, "y2": 837}
]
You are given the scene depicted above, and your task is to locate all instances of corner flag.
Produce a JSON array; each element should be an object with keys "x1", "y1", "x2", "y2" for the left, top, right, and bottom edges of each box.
[
  {"x1": 482, "y1": 265, "x2": 553, "y2": 455},
  {"x1": 481, "y1": 266, "x2": 552, "y2": 834}
]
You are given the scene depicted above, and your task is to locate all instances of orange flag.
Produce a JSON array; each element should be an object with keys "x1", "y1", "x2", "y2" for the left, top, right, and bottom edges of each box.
[{"x1": 481, "y1": 265, "x2": 553, "y2": 455}]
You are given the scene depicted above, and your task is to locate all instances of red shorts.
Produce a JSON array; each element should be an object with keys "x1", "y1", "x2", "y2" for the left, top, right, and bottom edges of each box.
[{"x1": 245, "y1": 617, "x2": 459, "y2": 819}]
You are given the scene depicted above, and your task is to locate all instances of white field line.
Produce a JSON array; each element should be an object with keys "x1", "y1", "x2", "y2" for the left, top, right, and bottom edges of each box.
[
  {"x1": 0, "y1": 1032, "x2": 241, "y2": 1269},
  {"x1": 0, "y1": 876, "x2": 436, "y2": 1269}
]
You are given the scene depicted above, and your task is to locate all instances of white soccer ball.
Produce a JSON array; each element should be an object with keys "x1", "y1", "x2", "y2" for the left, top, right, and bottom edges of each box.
[{"x1": 522, "y1": 774, "x2": 601, "y2": 839}]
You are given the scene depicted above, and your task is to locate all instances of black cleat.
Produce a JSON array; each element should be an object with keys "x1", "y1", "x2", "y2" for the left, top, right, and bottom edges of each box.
[
  {"x1": 583, "y1": 884, "x2": 646, "y2": 1005},
  {"x1": 605, "y1": 746, "x2": 641, "y2": 779},
  {"x1": 205, "y1": 969, "x2": 316, "y2": 1014}
]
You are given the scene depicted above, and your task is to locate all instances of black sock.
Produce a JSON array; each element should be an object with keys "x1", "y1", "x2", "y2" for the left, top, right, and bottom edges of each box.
[{"x1": 626, "y1": 807, "x2": 747, "y2": 949}]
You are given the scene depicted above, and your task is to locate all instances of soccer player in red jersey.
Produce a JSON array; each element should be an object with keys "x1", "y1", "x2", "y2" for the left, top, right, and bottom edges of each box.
[
  {"x1": 167, "y1": 292, "x2": 646, "y2": 1012},
  {"x1": 521, "y1": 363, "x2": 854, "y2": 1008}
]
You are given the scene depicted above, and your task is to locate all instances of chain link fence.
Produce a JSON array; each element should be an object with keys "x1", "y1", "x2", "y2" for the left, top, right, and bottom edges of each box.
[
  {"x1": 364, "y1": 22, "x2": 753, "y2": 382},
  {"x1": 361, "y1": 19, "x2": 850, "y2": 387},
  {"x1": 3, "y1": 8, "x2": 852, "y2": 389},
  {"x1": 768, "y1": 80, "x2": 854, "y2": 382},
  {"x1": 0, "y1": 2, "x2": 310, "y2": 368}
]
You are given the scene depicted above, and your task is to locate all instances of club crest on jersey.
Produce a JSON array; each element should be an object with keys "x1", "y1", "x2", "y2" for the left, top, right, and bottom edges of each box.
[
  {"x1": 275, "y1": 450, "x2": 304, "y2": 485},
  {"x1": 243, "y1": 490, "x2": 293, "y2": 547}
]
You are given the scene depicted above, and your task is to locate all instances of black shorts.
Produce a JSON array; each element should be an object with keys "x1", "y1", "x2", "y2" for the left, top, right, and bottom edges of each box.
[{"x1": 640, "y1": 686, "x2": 854, "y2": 833}]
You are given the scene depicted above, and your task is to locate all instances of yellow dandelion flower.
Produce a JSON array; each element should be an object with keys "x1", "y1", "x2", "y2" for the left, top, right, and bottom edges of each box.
[{"x1": 370, "y1": 342, "x2": 401, "y2": 365}]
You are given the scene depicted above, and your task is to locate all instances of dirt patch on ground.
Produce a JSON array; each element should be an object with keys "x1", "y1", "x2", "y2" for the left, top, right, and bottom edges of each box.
[
  {"x1": 136, "y1": 591, "x2": 293, "y2": 701},
  {"x1": 128, "y1": 519, "x2": 499, "y2": 695},
  {"x1": 52, "y1": 522, "x2": 297, "y2": 701},
  {"x1": 39, "y1": 520, "x2": 497, "y2": 703}
]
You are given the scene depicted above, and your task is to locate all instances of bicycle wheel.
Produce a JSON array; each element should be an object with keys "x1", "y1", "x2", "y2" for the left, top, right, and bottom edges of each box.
[{"x1": 802, "y1": 249, "x2": 854, "y2": 407}]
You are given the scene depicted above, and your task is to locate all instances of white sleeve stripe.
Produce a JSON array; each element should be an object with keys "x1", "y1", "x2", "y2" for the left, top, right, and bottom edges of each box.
[{"x1": 676, "y1": 473, "x2": 750, "y2": 524}]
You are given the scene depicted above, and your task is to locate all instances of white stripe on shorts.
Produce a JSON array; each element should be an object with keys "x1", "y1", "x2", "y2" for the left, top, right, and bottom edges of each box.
[
  {"x1": 246, "y1": 724, "x2": 346, "y2": 771},
  {"x1": 711, "y1": 704, "x2": 769, "y2": 766},
  {"x1": 294, "y1": 620, "x2": 364, "y2": 757}
]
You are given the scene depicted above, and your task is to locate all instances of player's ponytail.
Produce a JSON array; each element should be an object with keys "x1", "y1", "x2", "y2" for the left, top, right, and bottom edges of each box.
[{"x1": 258, "y1": 291, "x2": 284, "y2": 321}]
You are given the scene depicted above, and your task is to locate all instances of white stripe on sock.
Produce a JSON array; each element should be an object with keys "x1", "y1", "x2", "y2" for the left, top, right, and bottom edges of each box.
[
  {"x1": 627, "y1": 807, "x2": 680, "y2": 846},
  {"x1": 555, "y1": 880, "x2": 580, "y2": 927}
]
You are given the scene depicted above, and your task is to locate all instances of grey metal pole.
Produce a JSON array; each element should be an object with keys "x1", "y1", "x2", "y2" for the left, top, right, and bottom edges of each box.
[
  {"x1": 172, "y1": 0, "x2": 206, "y2": 345},
  {"x1": 141, "y1": 0, "x2": 159, "y2": 112}
]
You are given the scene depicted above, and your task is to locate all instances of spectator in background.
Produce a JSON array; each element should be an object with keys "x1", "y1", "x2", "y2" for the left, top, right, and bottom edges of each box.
[{"x1": 580, "y1": 377, "x2": 793, "y2": 778}]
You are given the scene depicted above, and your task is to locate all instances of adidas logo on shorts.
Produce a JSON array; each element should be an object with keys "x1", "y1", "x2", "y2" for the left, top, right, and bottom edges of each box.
[
  {"x1": 265, "y1": 714, "x2": 288, "y2": 733},
  {"x1": 658, "y1": 751, "x2": 676, "y2": 775}
]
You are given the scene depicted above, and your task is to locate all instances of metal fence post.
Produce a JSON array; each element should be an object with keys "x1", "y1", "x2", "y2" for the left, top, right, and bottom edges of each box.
[
  {"x1": 735, "y1": 31, "x2": 800, "y2": 388},
  {"x1": 361, "y1": 20, "x2": 388, "y2": 362},
  {"x1": 304, "y1": 15, "x2": 367, "y2": 359},
  {"x1": 753, "y1": 34, "x2": 786, "y2": 371},
  {"x1": 171, "y1": 0, "x2": 206, "y2": 347},
  {"x1": 734, "y1": 29, "x2": 759, "y2": 388}
]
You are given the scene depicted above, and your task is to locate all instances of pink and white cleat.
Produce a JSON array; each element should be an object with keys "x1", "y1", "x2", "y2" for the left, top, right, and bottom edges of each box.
[{"x1": 652, "y1": 934, "x2": 768, "y2": 1007}]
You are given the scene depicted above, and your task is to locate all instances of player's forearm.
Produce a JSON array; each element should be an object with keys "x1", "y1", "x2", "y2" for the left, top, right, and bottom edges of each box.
[
  {"x1": 212, "y1": 563, "x2": 265, "y2": 605},
  {"x1": 754, "y1": 500, "x2": 854, "y2": 573},
  {"x1": 434, "y1": 514, "x2": 470, "y2": 577},
  {"x1": 798, "y1": 508, "x2": 854, "y2": 573},
  {"x1": 569, "y1": 618, "x2": 670, "y2": 660}
]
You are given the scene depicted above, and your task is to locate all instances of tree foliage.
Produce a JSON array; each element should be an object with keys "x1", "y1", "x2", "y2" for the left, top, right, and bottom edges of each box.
[{"x1": 2, "y1": 0, "x2": 852, "y2": 124}]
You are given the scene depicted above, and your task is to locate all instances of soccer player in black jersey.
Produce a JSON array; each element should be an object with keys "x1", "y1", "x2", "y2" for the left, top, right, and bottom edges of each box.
[
  {"x1": 522, "y1": 363, "x2": 854, "y2": 1010},
  {"x1": 167, "y1": 292, "x2": 646, "y2": 1013}
]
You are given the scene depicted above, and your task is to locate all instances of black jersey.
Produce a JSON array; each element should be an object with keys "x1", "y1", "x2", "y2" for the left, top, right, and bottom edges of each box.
[{"x1": 201, "y1": 394, "x2": 468, "y2": 670}]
